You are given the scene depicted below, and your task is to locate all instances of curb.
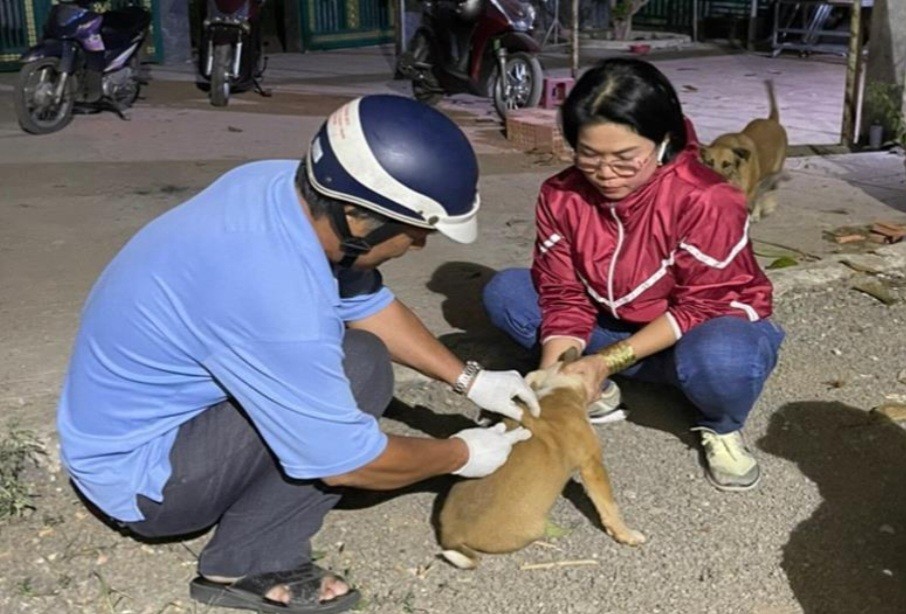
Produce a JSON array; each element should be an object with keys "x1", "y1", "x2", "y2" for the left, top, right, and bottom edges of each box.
[{"x1": 768, "y1": 242, "x2": 906, "y2": 297}]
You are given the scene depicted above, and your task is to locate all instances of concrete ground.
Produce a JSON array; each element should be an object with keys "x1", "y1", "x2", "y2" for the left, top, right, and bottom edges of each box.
[{"x1": 1, "y1": 43, "x2": 905, "y2": 614}]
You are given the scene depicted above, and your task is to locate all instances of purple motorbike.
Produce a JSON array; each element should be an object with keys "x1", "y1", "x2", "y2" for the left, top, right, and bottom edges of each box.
[{"x1": 14, "y1": 0, "x2": 150, "y2": 134}]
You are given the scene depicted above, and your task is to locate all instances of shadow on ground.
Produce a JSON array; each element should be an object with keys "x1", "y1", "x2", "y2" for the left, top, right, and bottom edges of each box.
[
  {"x1": 426, "y1": 261, "x2": 536, "y2": 373},
  {"x1": 758, "y1": 401, "x2": 906, "y2": 614}
]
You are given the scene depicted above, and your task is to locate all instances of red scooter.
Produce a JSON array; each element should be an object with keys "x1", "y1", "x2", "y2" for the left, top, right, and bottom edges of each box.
[{"x1": 397, "y1": 0, "x2": 544, "y2": 119}]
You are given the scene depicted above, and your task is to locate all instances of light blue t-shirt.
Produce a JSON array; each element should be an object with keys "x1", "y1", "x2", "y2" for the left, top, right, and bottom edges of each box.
[{"x1": 57, "y1": 160, "x2": 393, "y2": 522}]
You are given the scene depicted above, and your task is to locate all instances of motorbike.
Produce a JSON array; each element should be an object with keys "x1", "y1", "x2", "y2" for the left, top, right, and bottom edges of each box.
[
  {"x1": 197, "y1": 0, "x2": 270, "y2": 106},
  {"x1": 14, "y1": 0, "x2": 150, "y2": 135},
  {"x1": 396, "y1": 0, "x2": 544, "y2": 119}
]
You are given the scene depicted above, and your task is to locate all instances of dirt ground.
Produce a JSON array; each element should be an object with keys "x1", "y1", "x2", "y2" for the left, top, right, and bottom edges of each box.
[{"x1": 2, "y1": 49, "x2": 906, "y2": 614}]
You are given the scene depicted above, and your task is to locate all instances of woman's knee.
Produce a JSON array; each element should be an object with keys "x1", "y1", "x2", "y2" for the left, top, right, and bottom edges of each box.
[
  {"x1": 675, "y1": 318, "x2": 780, "y2": 387},
  {"x1": 482, "y1": 268, "x2": 531, "y2": 320},
  {"x1": 342, "y1": 329, "x2": 393, "y2": 417},
  {"x1": 482, "y1": 268, "x2": 540, "y2": 348}
]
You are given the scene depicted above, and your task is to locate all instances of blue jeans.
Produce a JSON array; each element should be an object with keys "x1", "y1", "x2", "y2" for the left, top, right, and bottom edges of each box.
[{"x1": 483, "y1": 268, "x2": 785, "y2": 434}]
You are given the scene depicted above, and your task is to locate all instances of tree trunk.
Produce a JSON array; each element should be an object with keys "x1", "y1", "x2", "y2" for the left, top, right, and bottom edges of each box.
[{"x1": 860, "y1": 0, "x2": 906, "y2": 145}]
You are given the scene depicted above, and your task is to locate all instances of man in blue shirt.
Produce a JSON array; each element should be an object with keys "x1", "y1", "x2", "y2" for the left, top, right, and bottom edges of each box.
[{"x1": 57, "y1": 95, "x2": 539, "y2": 614}]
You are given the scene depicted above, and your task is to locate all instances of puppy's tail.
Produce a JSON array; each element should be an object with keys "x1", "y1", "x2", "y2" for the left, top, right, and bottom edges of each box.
[
  {"x1": 441, "y1": 547, "x2": 479, "y2": 569},
  {"x1": 764, "y1": 80, "x2": 779, "y2": 122}
]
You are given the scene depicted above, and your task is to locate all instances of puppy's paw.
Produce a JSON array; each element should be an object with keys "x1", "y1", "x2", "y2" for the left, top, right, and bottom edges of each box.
[
  {"x1": 441, "y1": 549, "x2": 478, "y2": 569},
  {"x1": 613, "y1": 528, "x2": 647, "y2": 547}
]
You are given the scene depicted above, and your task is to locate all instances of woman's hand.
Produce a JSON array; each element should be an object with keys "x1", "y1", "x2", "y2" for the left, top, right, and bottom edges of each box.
[{"x1": 562, "y1": 354, "x2": 610, "y2": 403}]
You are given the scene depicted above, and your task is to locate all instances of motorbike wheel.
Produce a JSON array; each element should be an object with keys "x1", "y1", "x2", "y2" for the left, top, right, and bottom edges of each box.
[
  {"x1": 210, "y1": 44, "x2": 232, "y2": 107},
  {"x1": 113, "y1": 54, "x2": 142, "y2": 108},
  {"x1": 492, "y1": 52, "x2": 544, "y2": 120},
  {"x1": 14, "y1": 58, "x2": 76, "y2": 135},
  {"x1": 407, "y1": 32, "x2": 443, "y2": 106}
]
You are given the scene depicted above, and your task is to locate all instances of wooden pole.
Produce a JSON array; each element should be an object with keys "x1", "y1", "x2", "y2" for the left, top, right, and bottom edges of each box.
[
  {"x1": 571, "y1": 0, "x2": 580, "y2": 78},
  {"x1": 746, "y1": 0, "x2": 758, "y2": 51},
  {"x1": 840, "y1": 0, "x2": 864, "y2": 147},
  {"x1": 692, "y1": 0, "x2": 699, "y2": 43}
]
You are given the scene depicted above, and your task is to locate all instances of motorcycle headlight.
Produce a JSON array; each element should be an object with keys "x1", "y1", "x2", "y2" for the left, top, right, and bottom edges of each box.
[{"x1": 512, "y1": 3, "x2": 536, "y2": 32}]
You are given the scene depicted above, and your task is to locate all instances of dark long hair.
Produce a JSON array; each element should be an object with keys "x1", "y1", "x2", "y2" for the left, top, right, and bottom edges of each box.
[{"x1": 560, "y1": 58, "x2": 687, "y2": 163}]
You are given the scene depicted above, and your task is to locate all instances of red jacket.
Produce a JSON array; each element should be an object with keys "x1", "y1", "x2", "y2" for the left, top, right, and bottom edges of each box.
[{"x1": 531, "y1": 128, "x2": 773, "y2": 347}]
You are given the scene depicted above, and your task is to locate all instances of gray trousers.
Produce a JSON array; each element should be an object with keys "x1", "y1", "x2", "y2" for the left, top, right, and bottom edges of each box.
[{"x1": 124, "y1": 330, "x2": 394, "y2": 577}]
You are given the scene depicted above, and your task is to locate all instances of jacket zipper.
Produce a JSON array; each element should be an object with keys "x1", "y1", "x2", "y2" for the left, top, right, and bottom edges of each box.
[{"x1": 607, "y1": 208, "x2": 624, "y2": 319}]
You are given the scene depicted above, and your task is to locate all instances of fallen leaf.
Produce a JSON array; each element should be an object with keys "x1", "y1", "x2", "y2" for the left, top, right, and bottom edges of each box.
[
  {"x1": 227, "y1": 126, "x2": 244, "y2": 133},
  {"x1": 767, "y1": 256, "x2": 798, "y2": 269},
  {"x1": 851, "y1": 279, "x2": 899, "y2": 305},
  {"x1": 543, "y1": 521, "x2": 570, "y2": 539},
  {"x1": 870, "y1": 403, "x2": 906, "y2": 422}
]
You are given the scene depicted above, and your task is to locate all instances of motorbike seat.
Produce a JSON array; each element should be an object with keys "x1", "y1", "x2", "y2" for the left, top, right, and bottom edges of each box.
[{"x1": 101, "y1": 6, "x2": 150, "y2": 47}]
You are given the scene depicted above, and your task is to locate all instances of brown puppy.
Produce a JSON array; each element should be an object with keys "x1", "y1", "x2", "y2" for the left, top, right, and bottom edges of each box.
[
  {"x1": 700, "y1": 80, "x2": 788, "y2": 221},
  {"x1": 438, "y1": 353, "x2": 645, "y2": 569}
]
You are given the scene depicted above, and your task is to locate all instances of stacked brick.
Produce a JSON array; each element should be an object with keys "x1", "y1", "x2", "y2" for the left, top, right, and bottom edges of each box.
[{"x1": 505, "y1": 108, "x2": 571, "y2": 159}]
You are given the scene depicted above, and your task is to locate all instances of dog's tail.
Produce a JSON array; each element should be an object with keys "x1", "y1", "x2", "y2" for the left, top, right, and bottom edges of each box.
[
  {"x1": 765, "y1": 80, "x2": 779, "y2": 122},
  {"x1": 441, "y1": 547, "x2": 480, "y2": 569}
]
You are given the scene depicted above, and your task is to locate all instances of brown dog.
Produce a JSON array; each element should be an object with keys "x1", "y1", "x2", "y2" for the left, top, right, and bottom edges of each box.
[
  {"x1": 700, "y1": 80, "x2": 788, "y2": 221},
  {"x1": 438, "y1": 353, "x2": 645, "y2": 569}
]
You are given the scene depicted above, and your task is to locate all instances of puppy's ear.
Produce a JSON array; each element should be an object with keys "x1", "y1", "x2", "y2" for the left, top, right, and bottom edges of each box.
[
  {"x1": 732, "y1": 147, "x2": 751, "y2": 161},
  {"x1": 524, "y1": 369, "x2": 546, "y2": 390},
  {"x1": 557, "y1": 347, "x2": 581, "y2": 364}
]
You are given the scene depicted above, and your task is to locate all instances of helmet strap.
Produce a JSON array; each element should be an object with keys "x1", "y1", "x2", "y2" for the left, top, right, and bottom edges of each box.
[{"x1": 327, "y1": 205, "x2": 412, "y2": 268}]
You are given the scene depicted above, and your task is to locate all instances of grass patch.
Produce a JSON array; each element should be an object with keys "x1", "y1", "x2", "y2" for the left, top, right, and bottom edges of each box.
[{"x1": 0, "y1": 423, "x2": 46, "y2": 519}]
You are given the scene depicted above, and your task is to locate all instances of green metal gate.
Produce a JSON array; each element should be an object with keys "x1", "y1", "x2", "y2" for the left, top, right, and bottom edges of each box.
[
  {"x1": 1, "y1": 0, "x2": 163, "y2": 71},
  {"x1": 633, "y1": 0, "x2": 695, "y2": 32},
  {"x1": 633, "y1": 0, "x2": 771, "y2": 36},
  {"x1": 299, "y1": 0, "x2": 395, "y2": 50}
]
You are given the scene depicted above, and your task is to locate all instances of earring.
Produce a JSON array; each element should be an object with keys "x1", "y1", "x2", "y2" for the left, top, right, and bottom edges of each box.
[{"x1": 656, "y1": 139, "x2": 669, "y2": 166}]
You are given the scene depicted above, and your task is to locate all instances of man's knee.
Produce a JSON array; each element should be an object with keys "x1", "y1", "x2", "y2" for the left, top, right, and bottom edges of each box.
[{"x1": 343, "y1": 329, "x2": 393, "y2": 417}]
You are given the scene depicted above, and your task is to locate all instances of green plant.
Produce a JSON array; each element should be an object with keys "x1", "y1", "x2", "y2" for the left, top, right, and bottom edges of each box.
[
  {"x1": 865, "y1": 81, "x2": 906, "y2": 147},
  {"x1": 612, "y1": 0, "x2": 632, "y2": 20},
  {"x1": 0, "y1": 424, "x2": 46, "y2": 519}
]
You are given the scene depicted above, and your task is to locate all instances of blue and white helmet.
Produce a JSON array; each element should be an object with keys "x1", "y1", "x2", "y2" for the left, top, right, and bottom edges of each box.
[{"x1": 306, "y1": 94, "x2": 480, "y2": 244}]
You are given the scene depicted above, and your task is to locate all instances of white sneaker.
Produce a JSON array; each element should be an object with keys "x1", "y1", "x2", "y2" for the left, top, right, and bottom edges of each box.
[
  {"x1": 587, "y1": 380, "x2": 627, "y2": 424},
  {"x1": 693, "y1": 428, "x2": 761, "y2": 492}
]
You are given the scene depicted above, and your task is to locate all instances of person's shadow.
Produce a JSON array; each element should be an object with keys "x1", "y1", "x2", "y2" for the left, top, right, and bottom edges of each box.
[
  {"x1": 757, "y1": 402, "x2": 906, "y2": 613},
  {"x1": 425, "y1": 261, "x2": 537, "y2": 373}
]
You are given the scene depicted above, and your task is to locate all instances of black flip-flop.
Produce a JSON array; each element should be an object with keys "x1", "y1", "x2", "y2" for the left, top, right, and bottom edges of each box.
[{"x1": 189, "y1": 563, "x2": 360, "y2": 613}]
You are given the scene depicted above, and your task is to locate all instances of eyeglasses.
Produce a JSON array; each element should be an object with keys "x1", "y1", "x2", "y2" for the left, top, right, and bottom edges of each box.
[{"x1": 574, "y1": 140, "x2": 667, "y2": 177}]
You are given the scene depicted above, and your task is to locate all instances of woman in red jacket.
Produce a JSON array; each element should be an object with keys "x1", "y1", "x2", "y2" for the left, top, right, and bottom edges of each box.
[{"x1": 483, "y1": 58, "x2": 784, "y2": 491}]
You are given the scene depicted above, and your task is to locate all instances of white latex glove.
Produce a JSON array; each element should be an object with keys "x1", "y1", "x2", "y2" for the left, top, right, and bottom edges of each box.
[
  {"x1": 451, "y1": 423, "x2": 533, "y2": 478},
  {"x1": 466, "y1": 369, "x2": 541, "y2": 420}
]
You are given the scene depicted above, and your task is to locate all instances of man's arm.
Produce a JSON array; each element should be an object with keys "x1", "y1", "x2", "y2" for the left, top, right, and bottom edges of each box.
[
  {"x1": 322, "y1": 434, "x2": 468, "y2": 489},
  {"x1": 348, "y1": 298, "x2": 464, "y2": 386},
  {"x1": 350, "y1": 298, "x2": 541, "y2": 419}
]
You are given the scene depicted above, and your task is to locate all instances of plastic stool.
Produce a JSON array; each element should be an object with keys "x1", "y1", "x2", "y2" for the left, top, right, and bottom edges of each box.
[{"x1": 540, "y1": 76, "x2": 575, "y2": 109}]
